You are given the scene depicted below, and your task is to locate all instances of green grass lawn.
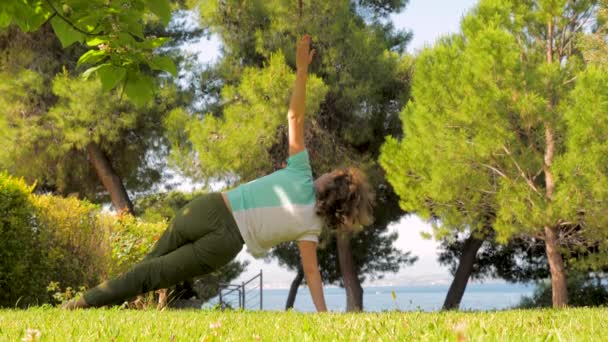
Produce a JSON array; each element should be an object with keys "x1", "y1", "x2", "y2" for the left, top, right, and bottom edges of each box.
[{"x1": 1, "y1": 307, "x2": 606, "y2": 341}]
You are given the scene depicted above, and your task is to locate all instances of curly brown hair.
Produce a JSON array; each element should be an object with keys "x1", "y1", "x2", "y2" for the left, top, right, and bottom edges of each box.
[{"x1": 315, "y1": 167, "x2": 375, "y2": 230}]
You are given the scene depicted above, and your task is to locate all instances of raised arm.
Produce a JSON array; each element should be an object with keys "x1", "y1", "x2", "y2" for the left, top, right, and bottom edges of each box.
[
  {"x1": 288, "y1": 35, "x2": 315, "y2": 156},
  {"x1": 298, "y1": 240, "x2": 327, "y2": 312}
]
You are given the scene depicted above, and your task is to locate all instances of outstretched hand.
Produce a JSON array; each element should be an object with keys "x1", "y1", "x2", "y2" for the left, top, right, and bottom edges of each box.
[{"x1": 296, "y1": 34, "x2": 315, "y2": 71}]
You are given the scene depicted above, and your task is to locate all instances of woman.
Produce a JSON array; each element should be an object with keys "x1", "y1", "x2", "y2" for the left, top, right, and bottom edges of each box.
[{"x1": 64, "y1": 35, "x2": 374, "y2": 312}]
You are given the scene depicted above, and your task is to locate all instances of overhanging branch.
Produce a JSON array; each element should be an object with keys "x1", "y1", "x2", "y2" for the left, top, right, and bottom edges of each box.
[{"x1": 44, "y1": 0, "x2": 104, "y2": 36}]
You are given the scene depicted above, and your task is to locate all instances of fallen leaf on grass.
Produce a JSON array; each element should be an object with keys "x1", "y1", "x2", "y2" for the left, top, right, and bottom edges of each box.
[
  {"x1": 22, "y1": 328, "x2": 41, "y2": 342},
  {"x1": 453, "y1": 321, "x2": 468, "y2": 342}
]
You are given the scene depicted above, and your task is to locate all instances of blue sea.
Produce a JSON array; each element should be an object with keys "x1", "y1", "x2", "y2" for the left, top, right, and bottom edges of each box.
[{"x1": 209, "y1": 283, "x2": 536, "y2": 312}]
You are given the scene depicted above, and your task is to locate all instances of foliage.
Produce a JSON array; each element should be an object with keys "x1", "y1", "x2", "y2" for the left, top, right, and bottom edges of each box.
[
  {"x1": 134, "y1": 190, "x2": 205, "y2": 222},
  {"x1": 0, "y1": 173, "x2": 182, "y2": 307},
  {"x1": 0, "y1": 174, "x2": 115, "y2": 307},
  {"x1": 356, "y1": 0, "x2": 409, "y2": 17},
  {"x1": 579, "y1": 0, "x2": 608, "y2": 67},
  {"x1": 380, "y1": 0, "x2": 607, "y2": 304},
  {"x1": 30, "y1": 195, "x2": 111, "y2": 298},
  {"x1": 99, "y1": 212, "x2": 167, "y2": 277},
  {"x1": 0, "y1": 25, "x2": 182, "y2": 202},
  {"x1": 518, "y1": 274, "x2": 608, "y2": 308},
  {"x1": 438, "y1": 234, "x2": 550, "y2": 283},
  {"x1": 166, "y1": 53, "x2": 327, "y2": 181},
  {"x1": 0, "y1": 0, "x2": 177, "y2": 104},
  {"x1": 46, "y1": 281, "x2": 86, "y2": 305},
  {"x1": 555, "y1": 65, "x2": 608, "y2": 270},
  {"x1": 2, "y1": 308, "x2": 608, "y2": 340},
  {"x1": 196, "y1": 0, "x2": 412, "y2": 171},
  {"x1": 0, "y1": 173, "x2": 37, "y2": 307},
  {"x1": 48, "y1": 72, "x2": 139, "y2": 150}
]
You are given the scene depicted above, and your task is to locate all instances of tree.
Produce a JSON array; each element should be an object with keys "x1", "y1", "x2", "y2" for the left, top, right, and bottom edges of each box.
[
  {"x1": 0, "y1": 0, "x2": 177, "y2": 104},
  {"x1": 166, "y1": 0, "x2": 414, "y2": 311},
  {"x1": 381, "y1": 0, "x2": 606, "y2": 308},
  {"x1": 0, "y1": 17, "x2": 187, "y2": 213}
]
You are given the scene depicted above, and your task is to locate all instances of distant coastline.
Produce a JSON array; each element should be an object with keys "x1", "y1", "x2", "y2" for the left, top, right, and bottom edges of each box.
[
  {"x1": 259, "y1": 280, "x2": 537, "y2": 290},
  {"x1": 209, "y1": 282, "x2": 536, "y2": 312}
]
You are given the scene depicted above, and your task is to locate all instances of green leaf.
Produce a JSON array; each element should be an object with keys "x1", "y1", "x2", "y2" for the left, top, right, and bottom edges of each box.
[
  {"x1": 12, "y1": 1, "x2": 51, "y2": 32},
  {"x1": 77, "y1": 49, "x2": 107, "y2": 67},
  {"x1": 81, "y1": 64, "x2": 106, "y2": 79},
  {"x1": 117, "y1": 32, "x2": 137, "y2": 46},
  {"x1": 149, "y1": 56, "x2": 177, "y2": 77},
  {"x1": 50, "y1": 16, "x2": 84, "y2": 47},
  {"x1": 147, "y1": 0, "x2": 172, "y2": 25},
  {"x1": 120, "y1": 12, "x2": 144, "y2": 39},
  {"x1": 138, "y1": 37, "x2": 171, "y2": 49},
  {"x1": 98, "y1": 65, "x2": 127, "y2": 91},
  {"x1": 86, "y1": 37, "x2": 108, "y2": 47},
  {"x1": 420, "y1": 231, "x2": 433, "y2": 240},
  {"x1": 75, "y1": 13, "x2": 104, "y2": 33},
  {"x1": 0, "y1": 11, "x2": 11, "y2": 28},
  {"x1": 124, "y1": 71, "x2": 154, "y2": 106}
]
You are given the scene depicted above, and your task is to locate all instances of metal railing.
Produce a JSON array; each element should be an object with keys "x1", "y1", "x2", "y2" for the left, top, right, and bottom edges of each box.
[{"x1": 218, "y1": 270, "x2": 263, "y2": 310}]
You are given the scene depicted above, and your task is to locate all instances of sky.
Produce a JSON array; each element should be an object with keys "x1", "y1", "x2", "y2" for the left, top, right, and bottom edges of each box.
[
  {"x1": 393, "y1": 0, "x2": 479, "y2": 53},
  {"x1": 179, "y1": 0, "x2": 480, "y2": 288}
]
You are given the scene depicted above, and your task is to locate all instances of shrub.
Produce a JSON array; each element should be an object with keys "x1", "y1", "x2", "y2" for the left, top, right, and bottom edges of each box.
[
  {"x1": 133, "y1": 191, "x2": 202, "y2": 223},
  {"x1": 99, "y1": 213, "x2": 167, "y2": 277},
  {"x1": 0, "y1": 173, "x2": 37, "y2": 307},
  {"x1": 0, "y1": 172, "x2": 169, "y2": 307},
  {"x1": 518, "y1": 274, "x2": 608, "y2": 308},
  {"x1": 30, "y1": 195, "x2": 111, "y2": 299},
  {"x1": 1, "y1": 180, "x2": 244, "y2": 308}
]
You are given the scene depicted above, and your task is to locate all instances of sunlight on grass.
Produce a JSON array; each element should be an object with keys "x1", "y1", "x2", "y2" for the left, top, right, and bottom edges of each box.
[{"x1": 0, "y1": 307, "x2": 606, "y2": 341}]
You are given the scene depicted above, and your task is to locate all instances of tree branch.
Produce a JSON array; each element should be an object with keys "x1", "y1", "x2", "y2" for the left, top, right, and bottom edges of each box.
[
  {"x1": 44, "y1": 0, "x2": 104, "y2": 36},
  {"x1": 502, "y1": 144, "x2": 540, "y2": 195},
  {"x1": 559, "y1": 8, "x2": 595, "y2": 55},
  {"x1": 479, "y1": 163, "x2": 508, "y2": 179},
  {"x1": 41, "y1": 11, "x2": 57, "y2": 28},
  {"x1": 563, "y1": 76, "x2": 578, "y2": 85}
]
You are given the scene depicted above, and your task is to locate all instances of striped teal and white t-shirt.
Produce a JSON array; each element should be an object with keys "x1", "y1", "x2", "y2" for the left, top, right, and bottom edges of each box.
[{"x1": 226, "y1": 149, "x2": 323, "y2": 257}]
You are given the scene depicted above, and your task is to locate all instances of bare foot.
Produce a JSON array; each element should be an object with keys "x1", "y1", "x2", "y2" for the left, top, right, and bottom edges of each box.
[{"x1": 157, "y1": 288, "x2": 168, "y2": 310}]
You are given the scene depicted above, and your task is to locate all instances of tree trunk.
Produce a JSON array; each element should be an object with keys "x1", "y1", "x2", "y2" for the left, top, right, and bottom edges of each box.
[
  {"x1": 544, "y1": 225, "x2": 568, "y2": 307},
  {"x1": 543, "y1": 18, "x2": 568, "y2": 308},
  {"x1": 336, "y1": 231, "x2": 363, "y2": 312},
  {"x1": 86, "y1": 142, "x2": 134, "y2": 214},
  {"x1": 285, "y1": 268, "x2": 304, "y2": 310},
  {"x1": 542, "y1": 125, "x2": 568, "y2": 308},
  {"x1": 442, "y1": 234, "x2": 484, "y2": 310}
]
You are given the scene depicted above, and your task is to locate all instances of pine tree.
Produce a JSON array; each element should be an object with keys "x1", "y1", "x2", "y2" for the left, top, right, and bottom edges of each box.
[{"x1": 381, "y1": 0, "x2": 606, "y2": 308}]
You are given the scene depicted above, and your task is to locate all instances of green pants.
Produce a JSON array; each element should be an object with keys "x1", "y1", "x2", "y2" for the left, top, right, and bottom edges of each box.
[{"x1": 83, "y1": 193, "x2": 244, "y2": 307}]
